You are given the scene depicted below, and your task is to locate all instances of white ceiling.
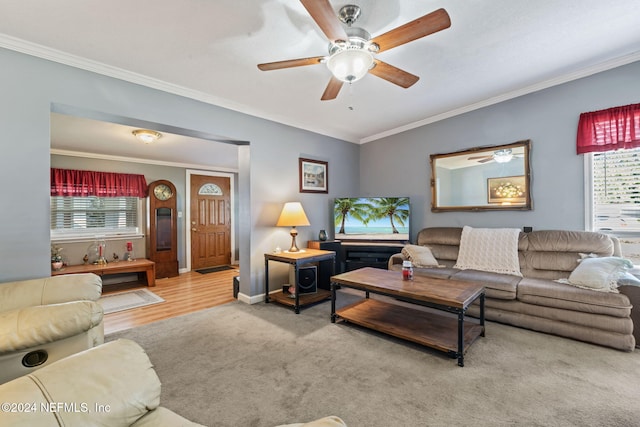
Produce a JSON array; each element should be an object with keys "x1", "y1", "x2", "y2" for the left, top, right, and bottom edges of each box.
[{"x1": 2, "y1": 0, "x2": 640, "y2": 163}]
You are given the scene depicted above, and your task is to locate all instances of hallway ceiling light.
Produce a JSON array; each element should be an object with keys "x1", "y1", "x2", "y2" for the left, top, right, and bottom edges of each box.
[{"x1": 132, "y1": 129, "x2": 162, "y2": 144}]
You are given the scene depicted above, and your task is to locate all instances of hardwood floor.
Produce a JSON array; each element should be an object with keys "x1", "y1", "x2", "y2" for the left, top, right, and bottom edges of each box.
[{"x1": 102, "y1": 267, "x2": 239, "y2": 335}]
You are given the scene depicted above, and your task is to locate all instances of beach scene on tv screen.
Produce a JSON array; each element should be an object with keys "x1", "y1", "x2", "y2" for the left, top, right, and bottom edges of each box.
[{"x1": 334, "y1": 197, "x2": 410, "y2": 241}]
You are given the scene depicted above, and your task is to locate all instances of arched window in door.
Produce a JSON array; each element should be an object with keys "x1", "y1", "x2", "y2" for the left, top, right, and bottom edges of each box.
[{"x1": 198, "y1": 183, "x2": 223, "y2": 196}]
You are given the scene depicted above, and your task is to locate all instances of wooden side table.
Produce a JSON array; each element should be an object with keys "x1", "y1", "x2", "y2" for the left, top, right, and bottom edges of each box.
[
  {"x1": 51, "y1": 259, "x2": 156, "y2": 287},
  {"x1": 264, "y1": 249, "x2": 335, "y2": 314}
]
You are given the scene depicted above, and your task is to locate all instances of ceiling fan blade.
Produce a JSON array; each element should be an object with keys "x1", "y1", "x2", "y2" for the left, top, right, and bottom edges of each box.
[
  {"x1": 321, "y1": 76, "x2": 343, "y2": 101},
  {"x1": 468, "y1": 156, "x2": 491, "y2": 160},
  {"x1": 478, "y1": 158, "x2": 494, "y2": 163},
  {"x1": 370, "y1": 8, "x2": 451, "y2": 53},
  {"x1": 369, "y1": 60, "x2": 419, "y2": 88},
  {"x1": 257, "y1": 56, "x2": 324, "y2": 71},
  {"x1": 300, "y1": 0, "x2": 348, "y2": 42}
]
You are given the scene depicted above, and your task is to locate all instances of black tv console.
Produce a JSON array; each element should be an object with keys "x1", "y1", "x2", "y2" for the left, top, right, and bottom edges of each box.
[{"x1": 308, "y1": 240, "x2": 404, "y2": 273}]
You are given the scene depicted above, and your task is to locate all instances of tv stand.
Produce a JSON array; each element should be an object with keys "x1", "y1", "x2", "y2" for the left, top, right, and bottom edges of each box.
[{"x1": 308, "y1": 240, "x2": 404, "y2": 272}]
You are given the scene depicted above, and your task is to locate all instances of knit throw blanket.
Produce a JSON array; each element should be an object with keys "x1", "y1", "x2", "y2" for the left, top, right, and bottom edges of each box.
[{"x1": 454, "y1": 226, "x2": 522, "y2": 276}]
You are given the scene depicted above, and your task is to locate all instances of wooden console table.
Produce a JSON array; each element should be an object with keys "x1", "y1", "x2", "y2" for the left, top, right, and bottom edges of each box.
[{"x1": 51, "y1": 259, "x2": 156, "y2": 287}]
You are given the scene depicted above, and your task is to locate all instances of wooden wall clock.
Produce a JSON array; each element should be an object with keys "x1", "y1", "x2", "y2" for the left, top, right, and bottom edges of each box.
[{"x1": 147, "y1": 179, "x2": 179, "y2": 278}]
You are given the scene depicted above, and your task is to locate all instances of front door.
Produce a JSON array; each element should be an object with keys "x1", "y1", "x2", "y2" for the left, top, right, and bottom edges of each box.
[{"x1": 190, "y1": 174, "x2": 231, "y2": 270}]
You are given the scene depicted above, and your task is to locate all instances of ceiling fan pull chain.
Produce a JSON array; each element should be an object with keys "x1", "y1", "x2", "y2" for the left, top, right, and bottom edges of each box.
[{"x1": 348, "y1": 83, "x2": 355, "y2": 111}]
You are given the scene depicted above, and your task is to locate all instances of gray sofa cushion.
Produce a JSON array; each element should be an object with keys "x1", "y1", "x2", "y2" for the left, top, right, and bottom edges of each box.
[
  {"x1": 416, "y1": 227, "x2": 461, "y2": 263},
  {"x1": 450, "y1": 269, "x2": 521, "y2": 300},
  {"x1": 467, "y1": 300, "x2": 635, "y2": 351},
  {"x1": 520, "y1": 230, "x2": 615, "y2": 279},
  {"x1": 525, "y1": 229, "x2": 614, "y2": 254},
  {"x1": 517, "y1": 277, "x2": 632, "y2": 317},
  {"x1": 473, "y1": 298, "x2": 633, "y2": 334},
  {"x1": 409, "y1": 266, "x2": 458, "y2": 280}
]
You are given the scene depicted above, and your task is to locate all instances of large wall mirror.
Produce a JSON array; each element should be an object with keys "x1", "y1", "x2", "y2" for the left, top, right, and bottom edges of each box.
[{"x1": 430, "y1": 139, "x2": 532, "y2": 212}]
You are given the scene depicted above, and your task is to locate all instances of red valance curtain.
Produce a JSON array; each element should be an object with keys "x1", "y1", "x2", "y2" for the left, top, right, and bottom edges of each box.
[
  {"x1": 51, "y1": 168, "x2": 148, "y2": 198},
  {"x1": 576, "y1": 103, "x2": 640, "y2": 154}
]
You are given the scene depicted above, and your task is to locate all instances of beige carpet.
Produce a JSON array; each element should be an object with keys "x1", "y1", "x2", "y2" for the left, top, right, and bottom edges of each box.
[
  {"x1": 107, "y1": 290, "x2": 640, "y2": 427},
  {"x1": 99, "y1": 288, "x2": 164, "y2": 314}
]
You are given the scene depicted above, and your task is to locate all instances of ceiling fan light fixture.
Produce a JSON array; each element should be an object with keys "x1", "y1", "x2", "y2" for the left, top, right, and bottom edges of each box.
[
  {"x1": 132, "y1": 129, "x2": 162, "y2": 144},
  {"x1": 493, "y1": 149, "x2": 513, "y2": 163},
  {"x1": 326, "y1": 47, "x2": 373, "y2": 83}
]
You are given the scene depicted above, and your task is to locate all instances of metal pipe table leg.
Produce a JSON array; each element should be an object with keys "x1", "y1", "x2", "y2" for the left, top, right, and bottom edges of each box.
[
  {"x1": 457, "y1": 310, "x2": 465, "y2": 367},
  {"x1": 293, "y1": 263, "x2": 300, "y2": 314},
  {"x1": 331, "y1": 282, "x2": 337, "y2": 323},
  {"x1": 480, "y1": 292, "x2": 486, "y2": 337},
  {"x1": 264, "y1": 257, "x2": 270, "y2": 303}
]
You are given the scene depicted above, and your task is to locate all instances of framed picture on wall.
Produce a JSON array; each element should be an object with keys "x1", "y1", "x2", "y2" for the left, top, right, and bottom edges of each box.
[
  {"x1": 487, "y1": 175, "x2": 527, "y2": 205},
  {"x1": 299, "y1": 158, "x2": 328, "y2": 193}
]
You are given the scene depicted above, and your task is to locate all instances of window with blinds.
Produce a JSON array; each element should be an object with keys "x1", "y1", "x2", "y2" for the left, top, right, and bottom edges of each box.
[
  {"x1": 51, "y1": 196, "x2": 142, "y2": 239},
  {"x1": 592, "y1": 147, "x2": 640, "y2": 234}
]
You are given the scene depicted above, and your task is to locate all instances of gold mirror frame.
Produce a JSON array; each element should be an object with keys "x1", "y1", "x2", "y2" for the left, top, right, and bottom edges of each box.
[{"x1": 430, "y1": 139, "x2": 532, "y2": 212}]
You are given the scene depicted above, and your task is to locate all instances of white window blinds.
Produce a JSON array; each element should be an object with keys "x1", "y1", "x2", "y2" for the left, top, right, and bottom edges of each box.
[
  {"x1": 592, "y1": 147, "x2": 640, "y2": 234},
  {"x1": 51, "y1": 196, "x2": 141, "y2": 239}
]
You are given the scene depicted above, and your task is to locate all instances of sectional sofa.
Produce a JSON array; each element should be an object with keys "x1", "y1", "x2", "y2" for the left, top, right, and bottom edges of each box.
[{"x1": 389, "y1": 227, "x2": 638, "y2": 351}]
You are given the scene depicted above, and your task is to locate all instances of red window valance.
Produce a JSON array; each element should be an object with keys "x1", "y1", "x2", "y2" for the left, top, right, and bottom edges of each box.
[
  {"x1": 51, "y1": 168, "x2": 148, "y2": 198},
  {"x1": 576, "y1": 103, "x2": 640, "y2": 154}
]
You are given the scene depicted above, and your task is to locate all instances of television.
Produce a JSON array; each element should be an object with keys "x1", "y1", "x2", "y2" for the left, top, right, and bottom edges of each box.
[{"x1": 333, "y1": 197, "x2": 410, "y2": 242}]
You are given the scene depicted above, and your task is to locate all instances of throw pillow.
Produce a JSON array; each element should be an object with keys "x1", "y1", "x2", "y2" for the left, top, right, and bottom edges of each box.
[
  {"x1": 453, "y1": 226, "x2": 522, "y2": 276},
  {"x1": 561, "y1": 256, "x2": 633, "y2": 292},
  {"x1": 617, "y1": 272, "x2": 640, "y2": 287},
  {"x1": 401, "y1": 244, "x2": 441, "y2": 268}
]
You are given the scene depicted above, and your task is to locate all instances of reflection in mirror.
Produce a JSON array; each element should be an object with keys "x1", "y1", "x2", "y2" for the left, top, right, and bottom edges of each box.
[{"x1": 430, "y1": 140, "x2": 532, "y2": 212}]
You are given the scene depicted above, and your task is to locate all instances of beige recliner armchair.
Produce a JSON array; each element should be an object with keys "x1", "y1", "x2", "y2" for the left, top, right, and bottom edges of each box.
[
  {"x1": 0, "y1": 339, "x2": 203, "y2": 426},
  {"x1": 0, "y1": 273, "x2": 104, "y2": 383}
]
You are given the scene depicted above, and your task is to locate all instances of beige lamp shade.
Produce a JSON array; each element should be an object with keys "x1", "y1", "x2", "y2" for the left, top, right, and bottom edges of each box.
[
  {"x1": 276, "y1": 202, "x2": 310, "y2": 227},
  {"x1": 277, "y1": 202, "x2": 310, "y2": 252}
]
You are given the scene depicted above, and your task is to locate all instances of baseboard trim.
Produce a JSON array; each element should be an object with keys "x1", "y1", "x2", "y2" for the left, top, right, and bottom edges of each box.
[{"x1": 238, "y1": 292, "x2": 265, "y2": 305}]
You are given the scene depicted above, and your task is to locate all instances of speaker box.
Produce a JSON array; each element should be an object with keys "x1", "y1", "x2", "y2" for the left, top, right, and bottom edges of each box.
[{"x1": 289, "y1": 265, "x2": 317, "y2": 295}]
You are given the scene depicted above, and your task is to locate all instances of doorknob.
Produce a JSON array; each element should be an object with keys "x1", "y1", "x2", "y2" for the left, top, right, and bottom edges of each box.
[{"x1": 191, "y1": 228, "x2": 197, "y2": 232}]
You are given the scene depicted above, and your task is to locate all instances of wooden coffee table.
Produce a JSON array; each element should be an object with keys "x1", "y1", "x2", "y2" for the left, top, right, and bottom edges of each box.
[{"x1": 330, "y1": 267, "x2": 485, "y2": 367}]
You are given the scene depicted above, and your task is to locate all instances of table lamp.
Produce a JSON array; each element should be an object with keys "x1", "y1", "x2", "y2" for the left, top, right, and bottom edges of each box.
[{"x1": 276, "y1": 202, "x2": 310, "y2": 252}]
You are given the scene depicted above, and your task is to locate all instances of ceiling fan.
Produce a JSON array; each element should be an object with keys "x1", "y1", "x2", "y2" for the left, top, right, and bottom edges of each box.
[
  {"x1": 468, "y1": 149, "x2": 522, "y2": 164},
  {"x1": 257, "y1": 0, "x2": 451, "y2": 101}
]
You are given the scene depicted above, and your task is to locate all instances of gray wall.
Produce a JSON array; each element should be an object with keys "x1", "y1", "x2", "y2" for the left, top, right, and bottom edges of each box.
[
  {"x1": 0, "y1": 48, "x2": 360, "y2": 300},
  {"x1": 360, "y1": 60, "x2": 640, "y2": 242}
]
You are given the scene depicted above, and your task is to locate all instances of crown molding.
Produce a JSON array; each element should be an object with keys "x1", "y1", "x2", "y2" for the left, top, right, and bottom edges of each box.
[
  {"x1": 360, "y1": 51, "x2": 640, "y2": 144},
  {"x1": 0, "y1": 34, "x2": 358, "y2": 143},
  {"x1": 3, "y1": 34, "x2": 638, "y2": 146}
]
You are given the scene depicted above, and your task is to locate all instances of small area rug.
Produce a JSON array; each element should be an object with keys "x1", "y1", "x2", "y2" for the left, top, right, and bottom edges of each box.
[
  {"x1": 99, "y1": 289, "x2": 164, "y2": 314},
  {"x1": 195, "y1": 265, "x2": 235, "y2": 274}
]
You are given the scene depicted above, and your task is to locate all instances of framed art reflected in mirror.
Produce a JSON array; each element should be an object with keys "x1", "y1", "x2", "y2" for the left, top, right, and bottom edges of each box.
[{"x1": 487, "y1": 175, "x2": 527, "y2": 204}]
